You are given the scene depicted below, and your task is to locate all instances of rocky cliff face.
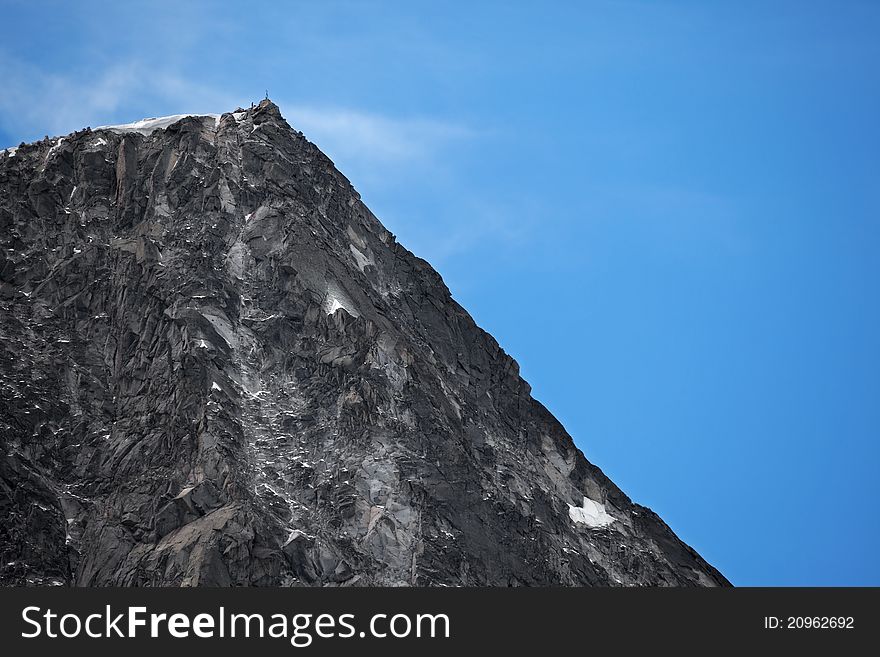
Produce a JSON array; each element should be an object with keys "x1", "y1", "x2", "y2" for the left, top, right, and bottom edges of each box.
[{"x1": 0, "y1": 100, "x2": 728, "y2": 586}]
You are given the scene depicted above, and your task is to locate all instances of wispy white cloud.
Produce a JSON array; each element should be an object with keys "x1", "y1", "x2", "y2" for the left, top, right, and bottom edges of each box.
[
  {"x1": 0, "y1": 55, "x2": 240, "y2": 144},
  {"x1": 0, "y1": 55, "x2": 475, "y2": 173},
  {"x1": 0, "y1": 54, "x2": 493, "y2": 263},
  {"x1": 282, "y1": 105, "x2": 473, "y2": 164}
]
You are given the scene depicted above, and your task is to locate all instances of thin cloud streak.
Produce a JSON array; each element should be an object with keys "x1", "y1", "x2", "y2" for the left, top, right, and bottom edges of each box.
[
  {"x1": 0, "y1": 56, "x2": 475, "y2": 176},
  {"x1": 0, "y1": 54, "x2": 489, "y2": 264},
  {"x1": 0, "y1": 55, "x2": 239, "y2": 143},
  {"x1": 285, "y1": 105, "x2": 473, "y2": 162}
]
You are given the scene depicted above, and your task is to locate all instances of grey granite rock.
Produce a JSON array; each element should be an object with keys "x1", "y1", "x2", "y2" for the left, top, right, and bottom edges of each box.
[{"x1": 0, "y1": 100, "x2": 729, "y2": 586}]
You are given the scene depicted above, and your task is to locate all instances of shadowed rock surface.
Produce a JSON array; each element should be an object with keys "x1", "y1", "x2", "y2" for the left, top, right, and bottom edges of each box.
[{"x1": 0, "y1": 100, "x2": 729, "y2": 586}]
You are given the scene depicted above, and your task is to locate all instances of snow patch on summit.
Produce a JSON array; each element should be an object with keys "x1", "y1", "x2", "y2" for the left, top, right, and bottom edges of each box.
[
  {"x1": 95, "y1": 114, "x2": 221, "y2": 136},
  {"x1": 45, "y1": 137, "x2": 64, "y2": 161}
]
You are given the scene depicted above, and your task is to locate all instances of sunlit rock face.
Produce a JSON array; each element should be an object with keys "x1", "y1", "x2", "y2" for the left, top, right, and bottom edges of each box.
[{"x1": 0, "y1": 100, "x2": 729, "y2": 586}]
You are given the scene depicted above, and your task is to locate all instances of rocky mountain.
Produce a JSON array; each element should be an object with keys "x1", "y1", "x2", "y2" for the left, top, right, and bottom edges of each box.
[{"x1": 0, "y1": 100, "x2": 729, "y2": 586}]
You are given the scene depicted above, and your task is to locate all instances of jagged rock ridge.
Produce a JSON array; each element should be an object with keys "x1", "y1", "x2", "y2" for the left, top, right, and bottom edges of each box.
[{"x1": 0, "y1": 100, "x2": 729, "y2": 586}]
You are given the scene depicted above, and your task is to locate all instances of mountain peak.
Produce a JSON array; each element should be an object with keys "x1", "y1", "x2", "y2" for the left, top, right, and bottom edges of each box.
[
  {"x1": 0, "y1": 102, "x2": 728, "y2": 587},
  {"x1": 256, "y1": 97, "x2": 282, "y2": 114}
]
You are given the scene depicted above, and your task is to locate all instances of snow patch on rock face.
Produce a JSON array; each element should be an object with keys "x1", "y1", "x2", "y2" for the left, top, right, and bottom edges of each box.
[
  {"x1": 323, "y1": 283, "x2": 358, "y2": 317},
  {"x1": 95, "y1": 114, "x2": 221, "y2": 136},
  {"x1": 327, "y1": 297, "x2": 345, "y2": 314},
  {"x1": 568, "y1": 496, "x2": 615, "y2": 528},
  {"x1": 1, "y1": 146, "x2": 18, "y2": 158}
]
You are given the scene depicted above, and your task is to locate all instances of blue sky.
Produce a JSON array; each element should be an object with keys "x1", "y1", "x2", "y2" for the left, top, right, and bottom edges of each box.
[{"x1": 2, "y1": 0, "x2": 878, "y2": 586}]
